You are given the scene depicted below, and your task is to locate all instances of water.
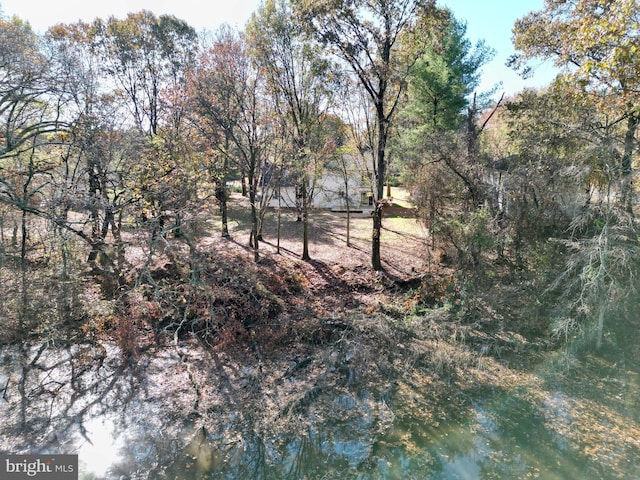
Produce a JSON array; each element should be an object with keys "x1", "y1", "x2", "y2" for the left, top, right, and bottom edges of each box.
[{"x1": 1, "y1": 341, "x2": 638, "y2": 479}]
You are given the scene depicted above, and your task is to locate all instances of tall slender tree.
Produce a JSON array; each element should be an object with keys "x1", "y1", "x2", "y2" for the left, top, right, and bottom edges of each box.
[
  {"x1": 247, "y1": 0, "x2": 338, "y2": 261},
  {"x1": 190, "y1": 27, "x2": 272, "y2": 262},
  {"x1": 88, "y1": 11, "x2": 199, "y2": 243},
  {"x1": 0, "y1": 16, "x2": 72, "y2": 262},
  {"x1": 91, "y1": 11, "x2": 198, "y2": 136},
  {"x1": 292, "y1": 0, "x2": 444, "y2": 270}
]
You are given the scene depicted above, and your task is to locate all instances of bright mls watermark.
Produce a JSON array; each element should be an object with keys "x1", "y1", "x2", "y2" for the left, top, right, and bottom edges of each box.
[{"x1": 0, "y1": 455, "x2": 77, "y2": 479}]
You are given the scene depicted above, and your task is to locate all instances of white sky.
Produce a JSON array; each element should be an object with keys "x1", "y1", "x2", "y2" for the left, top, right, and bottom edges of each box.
[
  {"x1": 0, "y1": 0, "x2": 257, "y2": 32},
  {"x1": 0, "y1": 0, "x2": 557, "y2": 97}
]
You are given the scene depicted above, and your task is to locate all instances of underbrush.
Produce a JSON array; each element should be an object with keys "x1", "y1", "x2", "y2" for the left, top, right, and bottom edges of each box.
[
  {"x1": 0, "y1": 231, "x2": 549, "y2": 360},
  {"x1": 0, "y1": 198, "x2": 562, "y2": 376}
]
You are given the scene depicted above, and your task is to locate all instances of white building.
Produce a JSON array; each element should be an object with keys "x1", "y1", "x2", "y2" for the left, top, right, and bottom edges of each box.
[{"x1": 265, "y1": 155, "x2": 375, "y2": 212}]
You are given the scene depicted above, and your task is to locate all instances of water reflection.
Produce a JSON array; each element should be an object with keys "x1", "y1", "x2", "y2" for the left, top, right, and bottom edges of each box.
[
  {"x1": 77, "y1": 417, "x2": 123, "y2": 477},
  {"x1": 1, "y1": 341, "x2": 639, "y2": 479}
]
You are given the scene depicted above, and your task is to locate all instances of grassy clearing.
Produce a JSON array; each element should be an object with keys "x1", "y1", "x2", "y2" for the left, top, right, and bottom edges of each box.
[{"x1": 212, "y1": 188, "x2": 430, "y2": 277}]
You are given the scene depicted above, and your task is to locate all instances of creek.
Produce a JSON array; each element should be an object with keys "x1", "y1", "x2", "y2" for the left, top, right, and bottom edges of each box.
[{"x1": 1, "y1": 337, "x2": 638, "y2": 479}]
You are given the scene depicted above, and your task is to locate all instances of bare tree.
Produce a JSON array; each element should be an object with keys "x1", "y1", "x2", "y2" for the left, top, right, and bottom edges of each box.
[
  {"x1": 247, "y1": 0, "x2": 339, "y2": 261},
  {"x1": 293, "y1": 0, "x2": 444, "y2": 270},
  {"x1": 190, "y1": 27, "x2": 273, "y2": 262}
]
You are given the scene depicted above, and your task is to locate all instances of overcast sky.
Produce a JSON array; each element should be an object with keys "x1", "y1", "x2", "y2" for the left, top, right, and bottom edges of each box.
[{"x1": 0, "y1": 0, "x2": 556, "y2": 97}]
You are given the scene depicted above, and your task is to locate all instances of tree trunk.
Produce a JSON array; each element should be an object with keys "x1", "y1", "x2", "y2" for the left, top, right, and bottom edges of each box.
[
  {"x1": 20, "y1": 210, "x2": 28, "y2": 269},
  {"x1": 241, "y1": 169, "x2": 248, "y2": 197},
  {"x1": 621, "y1": 110, "x2": 638, "y2": 214},
  {"x1": 249, "y1": 178, "x2": 259, "y2": 262},
  {"x1": 220, "y1": 137, "x2": 230, "y2": 237},
  {"x1": 345, "y1": 181, "x2": 351, "y2": 248},
  {"x1": 19, "y1": 210, "x2": 29, "y2": 333},
  {"x1": 220, "y1": 195, "x2": 229, "y2": 237},
  {"x1": 301, "y1": 179, "x2": 310, "y2": 261},
  {"x1": 372, "y1": 106, "x2": 387, "y2": 271},
  {"x1": 87, "y1": 206, "x2": 113, "y2": 265},
  {"x1": 596, "y1": 301, "x2": 606, "y2": 350},
  {"x1": 346, "y1": 209, "x2": 351, "y2": 247},
  {"x1": 277, "y1": 186, "x2": 282, "y2": 254},
  {"x1": 372, "y1": 205, "x2": 383, "y2": 270}
]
